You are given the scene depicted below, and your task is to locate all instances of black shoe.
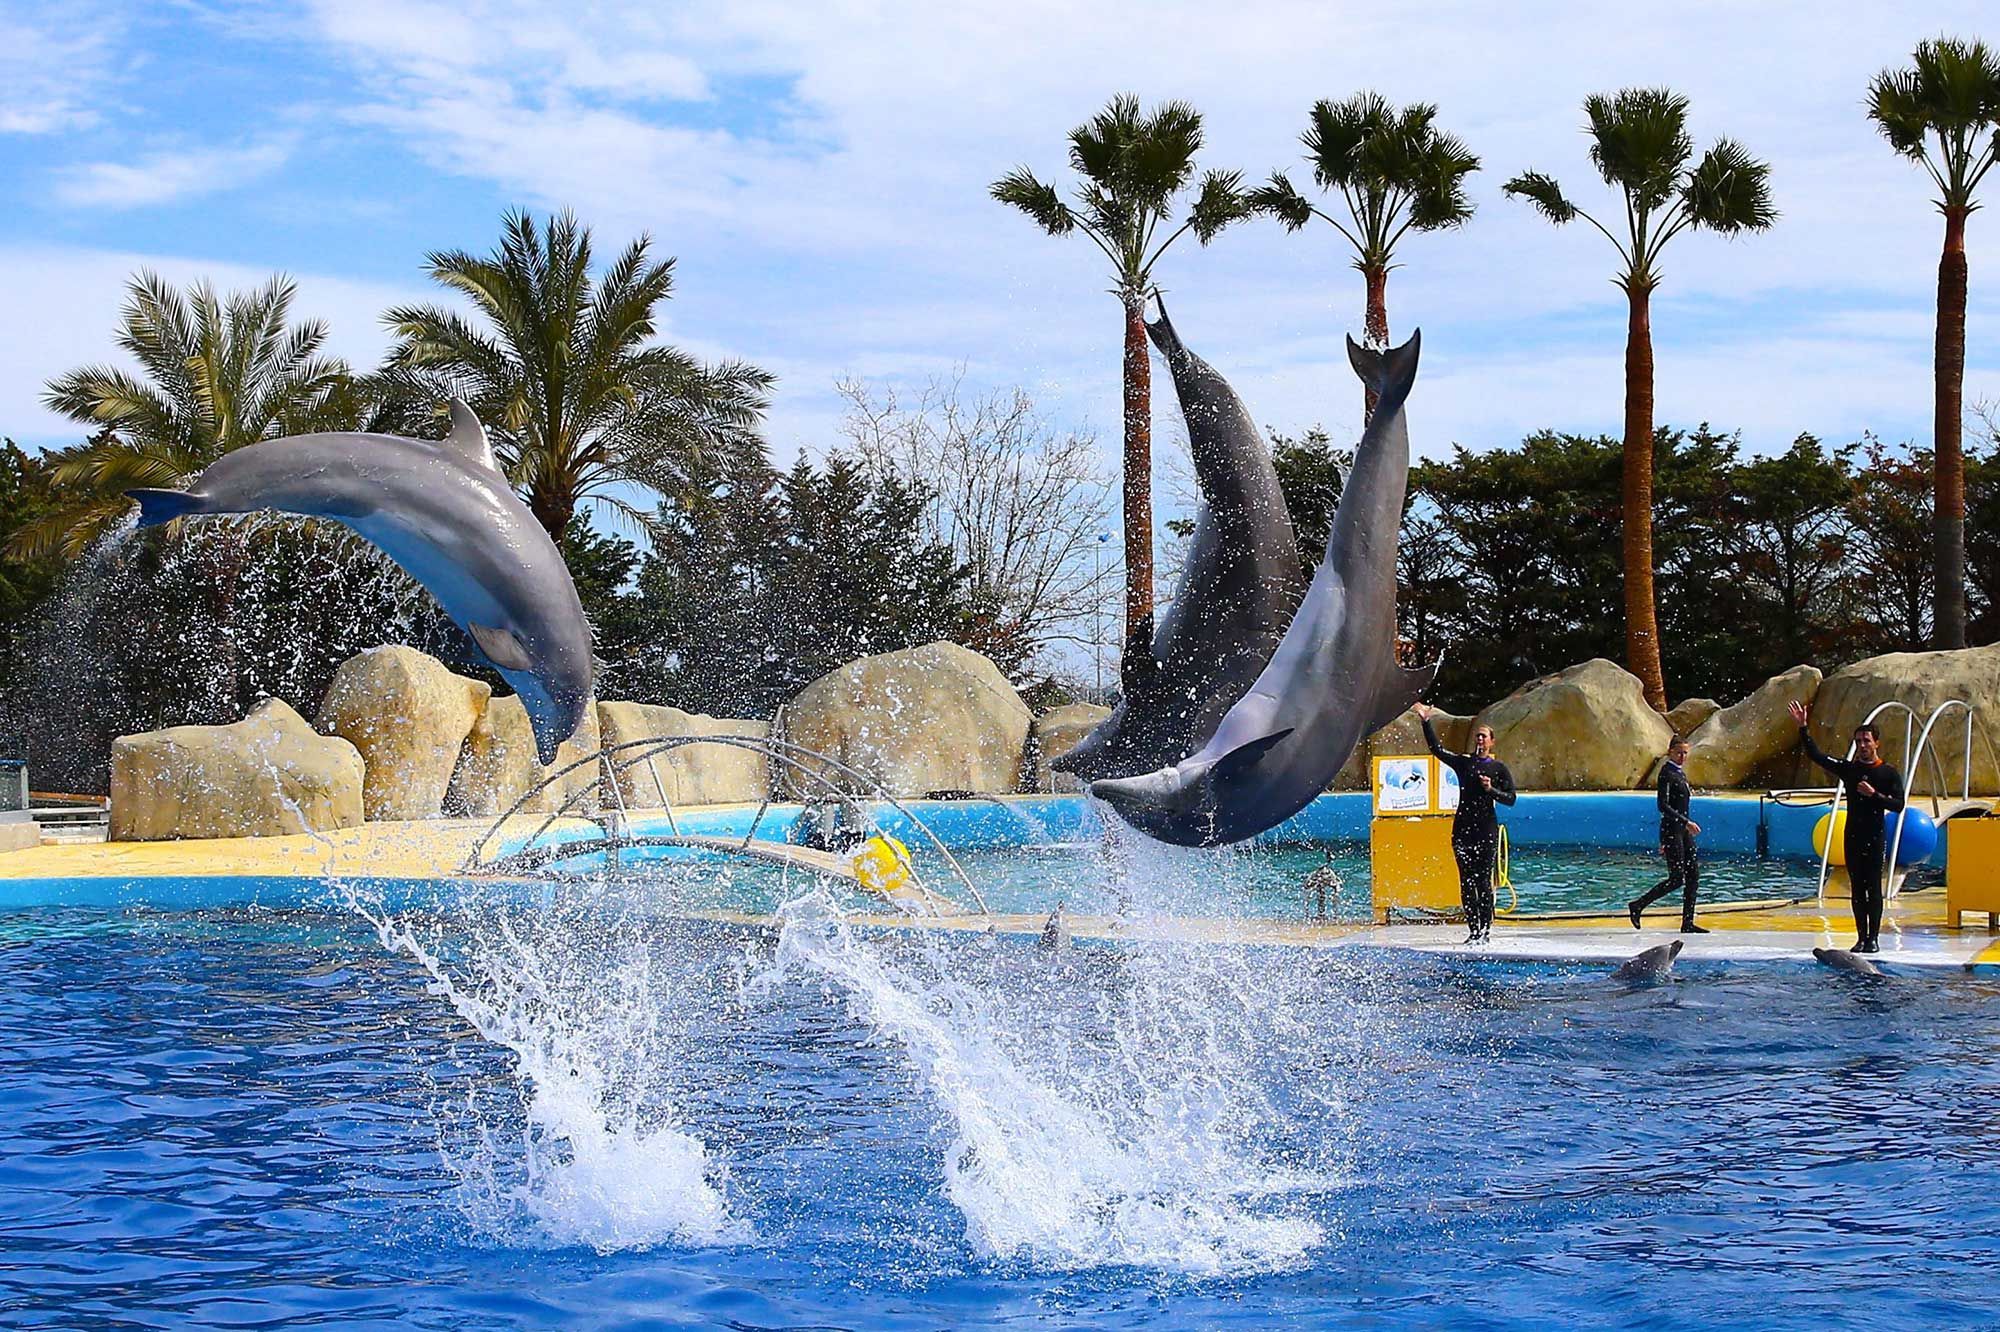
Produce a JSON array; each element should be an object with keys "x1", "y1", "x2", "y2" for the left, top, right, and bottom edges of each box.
[
  {"x1": 1856, "y1": 940, "x2": 1880, "y2": 955},
  {"x1": 1680, "y1": 923, "x2": 1710, "y2": 934},
  {"x1": 1628, "y1": 901, "x2": 1643, "y2": 930},
  {"x1": 1465, "y1": 930, "x2": 1482, "y2": 945}
]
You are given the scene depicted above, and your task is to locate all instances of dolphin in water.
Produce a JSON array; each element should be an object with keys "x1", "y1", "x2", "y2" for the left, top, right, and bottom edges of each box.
[
  {"x1": 126, "y1": 401, "x2": 593, "y2": 763},
  {"x1": 1813, "y1": 946, "x2": 1883, "y2": 977},
  {"x1": 1088, "y1": 333, "x2": 1435, "y2": 846},
  {"x1": 1055, "y1": 301, "x2": 1305, "y2": 782},
  {"x1": 1611, "y1": 939, "x2": 1684, "y2": 985}
]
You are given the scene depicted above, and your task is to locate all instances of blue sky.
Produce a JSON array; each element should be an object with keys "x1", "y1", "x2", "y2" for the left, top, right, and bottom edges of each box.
[{"x1": 3, "y1": 0, "x2": 1997, "y2": 479}]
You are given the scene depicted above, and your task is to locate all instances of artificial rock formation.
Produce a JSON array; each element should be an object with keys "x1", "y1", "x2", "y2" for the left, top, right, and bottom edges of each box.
[
  {"x1": 317, "y1": 646, "x2": 490, "y2": 820},
  {"x1": 1666, "y1": 697, "x2": 1722, "y2": 739},
  {"x1": 448, "y1": 694, "x2": 601, "y2": 817},
  {"x1": 1032, "y1": 702, "x2": 1113, "y2": 792},
  {"x1": 1805, "y1": 646, "x2": 2000, "y2": 793},
  {"x1": 783, "y1": 641, "x2": 1032, "y2": 797},
  {"x1": 110, "y1": 698, "x2": 364, "y2": 840},
  {"x1": 1476, "y1": 658, "x2": 1672, "y2": 791},
  {"x1": 596, "y1": 702, "x2": 769, "y2": 807},
  {"x1": 1683, "y1": 665, "x2": 1822, "y2": 789}
]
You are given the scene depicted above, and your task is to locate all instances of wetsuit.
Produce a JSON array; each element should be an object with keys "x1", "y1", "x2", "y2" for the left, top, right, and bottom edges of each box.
[
  {"x1": 1800, "y1": 728, "x2": 1907, "y2": 948},
  {"x1": 1423, "y1": 718, "x2": 1517, "y2": 939},
  {"x1": 1631, "y1": 759, "x2": 1700, "y2": 929}
]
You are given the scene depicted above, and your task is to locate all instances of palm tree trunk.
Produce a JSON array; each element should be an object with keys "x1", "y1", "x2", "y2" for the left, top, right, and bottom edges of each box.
[
  {"x1": 1622, "y1": 285, "x2": 1668, "y2": 712},
  {"x1": 1120, "y1": 291, "x2": 1154, "y2": 648},
  {"x1": 1934, "y1": 205, "x2": 1969, "y2": 650},
  {"x1": 528, "y1": 483, "x2": 575, "y2": 543},
  {"x1": 1362, "y1": 264, "x2": 1390, "y2": 422}
]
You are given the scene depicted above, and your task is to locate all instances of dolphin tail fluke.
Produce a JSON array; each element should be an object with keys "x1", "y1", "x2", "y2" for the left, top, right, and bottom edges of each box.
[
  {"x1": 126, "y1": 488, "x2": 211, "y2": 527},
  {"x1": 1346, "y1": 330, "x2": 1422, "y2": 406}
]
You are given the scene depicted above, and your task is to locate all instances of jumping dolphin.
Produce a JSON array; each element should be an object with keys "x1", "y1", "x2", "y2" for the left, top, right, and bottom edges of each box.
[
  {"x1": 1053, "y1": 301, "x2": 1305, "y2": 782},
  {"x1": 126, "y1": 401, "x2": 592, "y2": 763},
  {"x1": 1813, "y1": 947, "x2": 1883, "y2": 977},
  {"x1": 1611, "y1": 939, "x2": 1684, "y2": 985},
  {"x1": 1088, "y1": 333, "x2": 1435, "y2": 846}
]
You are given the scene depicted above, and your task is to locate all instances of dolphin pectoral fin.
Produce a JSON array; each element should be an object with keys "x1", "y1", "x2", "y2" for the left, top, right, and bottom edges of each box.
[
  {"x1": 469, "y1": 622, "x2": 533, "y2": 672},
  {"x1": 126, "y1": 488, "x2": 210, "y2": 527},
  {"x1": 445, "y1": 399, "x2": 504, "y2": 475},
  {"x1": 1212, "y1": 728, "x2": 1294, "y2": 780},
  {"x1": 1369, "y1": 657, "x2": 1443, "y2": 734}
]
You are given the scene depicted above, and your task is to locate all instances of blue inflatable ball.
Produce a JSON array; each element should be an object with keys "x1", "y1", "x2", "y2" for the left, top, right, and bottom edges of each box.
[{"x1": 1894, "y1": 808, "x2": 1938, "y2": 866}]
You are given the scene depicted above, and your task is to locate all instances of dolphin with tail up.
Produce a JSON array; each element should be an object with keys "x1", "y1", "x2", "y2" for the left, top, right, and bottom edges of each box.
[
  {"x1": 1089, "y1": 333, "x2": 1435, "y2": 846},
  {"x1": 126, "y1": 401, "x2": 593, "y2": 764},
  {"x1": 1054, "y1": 299, "x2": 1306, "y2": 781}
]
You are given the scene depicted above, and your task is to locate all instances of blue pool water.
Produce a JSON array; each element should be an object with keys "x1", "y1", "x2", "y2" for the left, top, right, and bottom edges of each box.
[{"x1": 5, "y1": 874, "x2": 1999, "y2": 1330}]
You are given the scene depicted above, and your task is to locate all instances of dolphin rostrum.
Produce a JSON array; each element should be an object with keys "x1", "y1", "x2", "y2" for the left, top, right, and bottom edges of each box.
[
  {"x1": 1088, "y1": 333, "x2": 1435, "y2": 846},
  {"x1": 126, "y1": 401, "x2": 593, "y2": 764},
  {"x1": 1813, "y1": 947, "x2": 1883, "y2": 977},
  {"x1": 1612, "y1": 939, "x2": 1684, "y2": 985},
  {"x1": 1054, "y1": 301, "x2": 1305, "y2": 781}
]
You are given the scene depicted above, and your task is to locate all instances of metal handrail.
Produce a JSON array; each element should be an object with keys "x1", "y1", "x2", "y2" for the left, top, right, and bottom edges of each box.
[
  {"x1": 459, "y1": 733, "x2": 990, "y2": 914},
  {"x1": 1815, "y1": 699, "x2": 1973, "y2": 906}
]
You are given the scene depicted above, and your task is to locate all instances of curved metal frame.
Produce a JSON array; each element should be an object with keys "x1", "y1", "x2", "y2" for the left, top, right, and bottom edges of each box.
[
  {"x1": 459, "y1": 733, "x2": 991, "y2": 915},
  {"x1": 1815, "y1": 699, "x2": 1975, "y2": 906}
]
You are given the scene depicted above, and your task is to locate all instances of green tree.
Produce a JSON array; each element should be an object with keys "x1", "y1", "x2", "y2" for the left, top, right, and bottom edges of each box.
[
  {"x1": 1268, "y1": 425, "x2": 1350, "y2": 570},
  {"x1": 24, "y1": 272, "x2": 358, "y2": 558},
  {"x1": 1867, "y1": 38, "x2": 2000, "y2": 649},
  {"x1": 1726, "y1": 434, "x2": 1861, "y2": 668},
  {"x1": 386, "y1": 209, "x2": 775, "y2": 538},
  {"x1": 991, "y1": 94, "x2": 1252, "y2": 650},
  {"x1": 1250, "y1": 93, "x2": 1478, "y2": 416},
  {"x1": 1849, "y1": 437, "x2": 1936, "y2": 652},
  {"x1": 1504, "y1": 88, "x2": 1776, "y2": 712}
]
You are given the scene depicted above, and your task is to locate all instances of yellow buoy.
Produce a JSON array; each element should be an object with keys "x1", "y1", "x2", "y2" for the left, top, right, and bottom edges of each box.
[
  {"x1": 1813, "y1": 810, "x2": 1848, "y2": 866},
  {"x1": 851, "y1": 834, "x2": 914, "y2": 895}
]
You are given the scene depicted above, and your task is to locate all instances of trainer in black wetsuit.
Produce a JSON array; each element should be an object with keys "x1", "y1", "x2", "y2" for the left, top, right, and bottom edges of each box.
[
  {"x1": 1791, "y1": 702, "x2": 1906, "y2": 954},
  {"x1": 1419, "y1": 708, "x2": 1517, "y2": 943},
  {"x1": 1628, "y1": 738, "x2": 1707, "y2": 933}
]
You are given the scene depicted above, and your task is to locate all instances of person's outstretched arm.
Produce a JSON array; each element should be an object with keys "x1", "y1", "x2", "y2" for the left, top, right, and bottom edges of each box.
[
  {"x1": 1798, "y1": 726, "x2": 1858, "y2": 784},
  {"x1": 1420, "y1": 716, "x2": 1456, "y2": 762},
  {"x1": 1489, "y1": 762, "x2": 1517, "y2": 806}
]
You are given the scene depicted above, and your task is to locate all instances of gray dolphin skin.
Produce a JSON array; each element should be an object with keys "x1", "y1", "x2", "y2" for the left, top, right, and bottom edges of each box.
[
  {"x1": 126, "y1": 401, "x2": 593, "y2": 764},
  {"x1": 1612, "y1": 939, "x2": 1684, "y2": 984},
  {"x1": 1813, "y1": 946, "x2": 1883, "y2": 976},
  {"x1": 1088, "y1": 333, "x2": 1436, "y2": 846},
  {"x1": 1054, "y1": 301, "x2": 1305, "y2": 781}
]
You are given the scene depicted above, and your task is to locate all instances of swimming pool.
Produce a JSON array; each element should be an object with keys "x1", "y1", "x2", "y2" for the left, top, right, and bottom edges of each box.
[{"x1": 5, "y1": 895, "x2": 1998, "y2": 1330}]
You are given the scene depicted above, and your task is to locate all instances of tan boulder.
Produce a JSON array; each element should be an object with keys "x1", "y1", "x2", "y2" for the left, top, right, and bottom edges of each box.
[
  {"x1": 1031, "y1": 703, "x2": 1112, "y2": 792},
  {"x1": 1666, "y1": 697, "x2": 1722, "y2": 739},
  {"x1": 317, "y1": 646, "x2": 491, "y2": 820},
  {"x1": 596, "y1": 702, "x2": 769, "y2": 807},
  {"x1": 448, "y1": 695, "x2": 602, "y2": 817},
  {"x1": 783, "y1": 641, "x2": 1031, "y2": 797},
  {"x1": 111, "y1": 699, "x2": 363, "y2": 840},
  {"x1": 1476, "y1": 659, "x2": 1672, "y2": 790},
  {"x1": 1683, "y1": 666, "x2": 1821, "y2": 789},
  {"x1": 1805, "y1": 646, "x2": 2000, "y2": 794}
]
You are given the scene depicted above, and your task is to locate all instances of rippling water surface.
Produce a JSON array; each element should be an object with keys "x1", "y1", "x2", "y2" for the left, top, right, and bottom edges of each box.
[{"x1": 4, "y1": 891, "x2": 1998, "y2": 1330}]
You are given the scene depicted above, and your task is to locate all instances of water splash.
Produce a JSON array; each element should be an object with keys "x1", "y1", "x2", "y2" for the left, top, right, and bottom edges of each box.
[
  {"x1": 348, "y1": 880, "x2": 747, "y2": 1252},
  {"x1": 760, "y1": 876, "x2": 1343, "y2": 1276}
]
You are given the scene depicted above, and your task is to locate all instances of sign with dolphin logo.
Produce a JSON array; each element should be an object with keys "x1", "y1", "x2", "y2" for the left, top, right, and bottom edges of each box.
[{"x1": 125, "y1": 401, "x2": 594, "y2": 765}]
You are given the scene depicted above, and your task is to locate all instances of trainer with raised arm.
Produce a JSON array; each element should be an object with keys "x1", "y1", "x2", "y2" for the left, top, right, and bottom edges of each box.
[
  {"x1": 1628, "y1": 735, "x2": 1706, "y2": 934},
  {"x1": 1789, "y1": 700, "x2": 1907, "y2": 954},
  {"x1": 1416, "y1": 703, "x2": 1516, "y2": 944}
]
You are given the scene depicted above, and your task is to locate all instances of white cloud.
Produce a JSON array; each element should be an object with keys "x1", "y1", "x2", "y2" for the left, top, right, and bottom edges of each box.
[
  {"x1": 0, "y1": 1, "x2": 121, "y2": 134},
  {"x1": 53, "y1": 138, "x2": 296, "y2": 209}
]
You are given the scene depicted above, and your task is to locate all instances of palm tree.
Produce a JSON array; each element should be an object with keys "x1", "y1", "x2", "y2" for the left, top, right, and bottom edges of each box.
[
  {"x1": 1504, "y1": 89, "x2": 1775, "y2": 712},
  {"x1": 386, "y1": 210, "x2": 776, "y2": 539},
  {"x1": 991, "y1": 94, "x2": 1252, "y2": 646},
  {"x1": 1868, "y1": 38, "x2": 2000, "y2": 651},
  {"x1": 1250, "y1": 93, "x2": 1479, "y2": 417},
  {"x1": 22, "y1": 272, "x2": 356, "y2": 558}
]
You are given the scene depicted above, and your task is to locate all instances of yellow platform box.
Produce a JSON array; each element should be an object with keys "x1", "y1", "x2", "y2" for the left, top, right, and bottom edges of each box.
[
  {"x1": 1945, "y1": 815, "x2": 2000, "y2": 929},
  {"x1": 1370, "y1": 754, "x2": 1463, "y2": 923}
]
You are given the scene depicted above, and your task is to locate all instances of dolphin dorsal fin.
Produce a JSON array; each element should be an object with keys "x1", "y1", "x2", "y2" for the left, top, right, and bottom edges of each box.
[{"x1": 445, "y1": 399, "x2": 503, "y2": 475}]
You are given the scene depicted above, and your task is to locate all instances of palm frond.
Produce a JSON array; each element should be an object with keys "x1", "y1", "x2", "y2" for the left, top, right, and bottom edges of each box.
[
  {"x1": 1247, "y1": 171, "x2": 1315, "y2": 230},
  {"x1": 990, "y1": 167, "x2": 1075, "y2": 235},
  {"x1": 1584, "y1": 87, "x2": 1692, "y2": 209},
  {"x1": 1681, "y1": 138, "x2": 1778, "y2": 233},
  {"x1": 1502, "y1": 170, "x2": 1578, "y2": 223},
  {"x1": 1186, "y1": 168, "x2": 1253, "y2": 242}
]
